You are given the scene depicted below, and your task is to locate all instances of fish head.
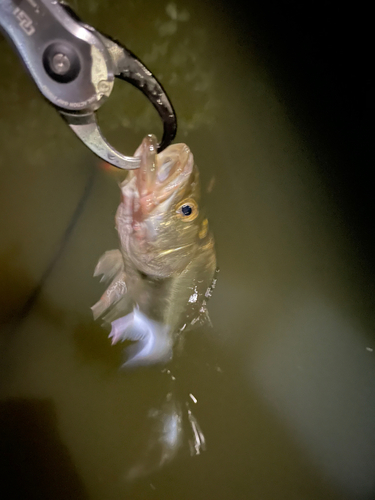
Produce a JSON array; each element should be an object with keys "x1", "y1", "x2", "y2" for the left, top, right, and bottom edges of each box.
[{"x1": 116, "y1": 135, "x2": 207, "y2": 278}]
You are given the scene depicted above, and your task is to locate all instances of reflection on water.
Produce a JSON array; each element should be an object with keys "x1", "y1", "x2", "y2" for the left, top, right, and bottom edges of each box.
[
  {"x1": 126, "y1": 392, "x2": 187, "y2": 480},
  {"x1": 1, "y1": 0, "x2": 375, "y2": 499}
]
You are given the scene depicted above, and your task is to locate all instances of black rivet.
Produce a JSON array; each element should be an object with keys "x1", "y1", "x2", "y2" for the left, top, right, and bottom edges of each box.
[{"x1": 43, "y1": 42, "x2": 80, "y2": 83}]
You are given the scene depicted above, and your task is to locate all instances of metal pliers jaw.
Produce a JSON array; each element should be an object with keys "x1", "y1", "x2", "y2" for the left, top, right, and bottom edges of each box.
[{"x1": 0, "y1": 0, "x2": 177, "y2": 169}]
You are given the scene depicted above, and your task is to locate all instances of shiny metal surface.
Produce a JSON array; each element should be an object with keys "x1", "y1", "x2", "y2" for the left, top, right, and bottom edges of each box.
[
  {"x1": 0, "y1": 0, "x2": 177, "y2": 169},
  {"x1": 0, "y1": 0, "x2": 110, "y2": 109}
]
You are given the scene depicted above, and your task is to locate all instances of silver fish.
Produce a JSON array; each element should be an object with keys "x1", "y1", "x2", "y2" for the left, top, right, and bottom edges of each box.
[{"x1": 92, "y1": 134, "x2": 217, "y2": 367}]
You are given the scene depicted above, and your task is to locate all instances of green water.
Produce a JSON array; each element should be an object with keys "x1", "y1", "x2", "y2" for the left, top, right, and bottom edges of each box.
[{"x1": 1, "y1": 1, "x2": 375, "y2": 499}]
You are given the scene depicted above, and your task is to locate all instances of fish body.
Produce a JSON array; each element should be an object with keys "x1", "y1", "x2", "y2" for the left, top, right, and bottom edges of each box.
[{"x1": 92, "y1": 135, "x2": 216, "y2": 367}]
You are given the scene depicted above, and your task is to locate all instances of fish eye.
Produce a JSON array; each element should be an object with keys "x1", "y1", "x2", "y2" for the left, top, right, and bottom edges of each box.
[
  {"x1": 182, "y1": 205, "x2": 192, "y2": 216},
  {"x1": 176, "y1": 199, "x2": 198, "y2": 221}
]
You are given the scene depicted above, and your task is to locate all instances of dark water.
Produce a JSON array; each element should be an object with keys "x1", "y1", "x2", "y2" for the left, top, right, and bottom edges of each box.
[{"x1": 1, "y1": 1, "x2": 374, "y2": 499}]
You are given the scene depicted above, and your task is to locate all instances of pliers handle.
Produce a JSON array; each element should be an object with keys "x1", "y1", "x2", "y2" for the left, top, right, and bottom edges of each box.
[{"x1": 0, "y1": 0, "x2": 177, "y2": 169}]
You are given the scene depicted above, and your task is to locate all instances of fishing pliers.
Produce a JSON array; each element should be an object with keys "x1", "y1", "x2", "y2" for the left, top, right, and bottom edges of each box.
[{"x1": 0, "y1": 0, "x2": 177, "y2": 169}]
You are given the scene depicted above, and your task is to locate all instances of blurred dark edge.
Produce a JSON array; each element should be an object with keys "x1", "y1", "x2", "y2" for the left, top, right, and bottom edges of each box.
[
  {"x1": 221, "y1": 0, "x2": 373, "y2": 264},
  {"x1": 0, "y1": 398, "x2": 89, "y2": 500}
]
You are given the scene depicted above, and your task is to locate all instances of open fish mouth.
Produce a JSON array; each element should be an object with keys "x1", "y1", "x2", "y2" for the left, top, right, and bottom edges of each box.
[
  {"x1": 134, "y1": 135, "x2": 158, "y2": 202},
  {"x1": 133, "y1": 134, "x2": 194, "y2": 217}
]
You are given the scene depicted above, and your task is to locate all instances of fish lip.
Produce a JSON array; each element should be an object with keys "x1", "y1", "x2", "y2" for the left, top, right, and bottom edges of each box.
[
  {"x1": 132, "y1": 136, "x2": 195, "y2": 218},
  {"x1": 134, "y1": 134, "x2": 158, "y2": 201}
]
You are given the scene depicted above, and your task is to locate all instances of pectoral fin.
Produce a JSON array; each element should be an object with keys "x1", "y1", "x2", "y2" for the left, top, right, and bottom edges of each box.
[
  {"x1": 91, "y1": 271, "x2": 127, "y2": 319},
  {"x1": 92, "y1": 249, "x2": 128, "y2": 319},
  {"x1": 109, "y1": 309, "x2": 172, "y2": 368},
  {"x1": 94, "y1": 249, "x2": 123, "y2": 282}
]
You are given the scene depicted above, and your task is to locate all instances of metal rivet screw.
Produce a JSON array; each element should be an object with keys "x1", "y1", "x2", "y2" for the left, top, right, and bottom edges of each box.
[
  {"x1": 51, "y1": 53, "x2": 71, "y2": 75},
  {"x1": 98, "y1": 80, "x2": 111, "y2": 94}
]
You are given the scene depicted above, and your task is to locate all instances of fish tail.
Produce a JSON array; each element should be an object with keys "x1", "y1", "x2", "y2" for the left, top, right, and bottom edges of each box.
[{"x1": 109, "y1": 309, "x2": 172, "y2": 368}]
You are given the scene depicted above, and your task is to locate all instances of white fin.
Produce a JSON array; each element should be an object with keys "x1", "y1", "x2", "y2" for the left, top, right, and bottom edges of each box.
[
  {"x1": 91, "y1": 271, "x2": 127, "y2": 320},
  {"x1": 109, "y1": 309, "x2": 172, "y2": 368},
  {"x1": 92, "y1": 250, "x2": 127, "y2": 319}
]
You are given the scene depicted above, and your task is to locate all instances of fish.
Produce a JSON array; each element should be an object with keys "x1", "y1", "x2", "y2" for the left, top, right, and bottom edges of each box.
[{"x1": 92, "y1": 134, "x2": 217, "y2": 368}]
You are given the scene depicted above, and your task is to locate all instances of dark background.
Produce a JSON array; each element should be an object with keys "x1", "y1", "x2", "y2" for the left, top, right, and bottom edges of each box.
[{"x1": 224, "y1": 0, "x2": 372, "y2": 263}]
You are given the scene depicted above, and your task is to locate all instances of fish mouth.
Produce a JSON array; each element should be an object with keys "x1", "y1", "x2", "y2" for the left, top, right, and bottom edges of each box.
[
  {"x1": 134, "y1": 135, "x2": 158, "y2": 202},
  {"x1": 133, "y1": 134, "x2": 194, "y2": 217}
]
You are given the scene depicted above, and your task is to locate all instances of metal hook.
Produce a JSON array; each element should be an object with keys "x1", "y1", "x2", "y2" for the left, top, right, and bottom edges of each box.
[
  {"x1": 110, "y1": 42, "x2": 177, "y2": 154},
  {"x1": 60, "y1": 33, "x2": 178, "y2": 169}
]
